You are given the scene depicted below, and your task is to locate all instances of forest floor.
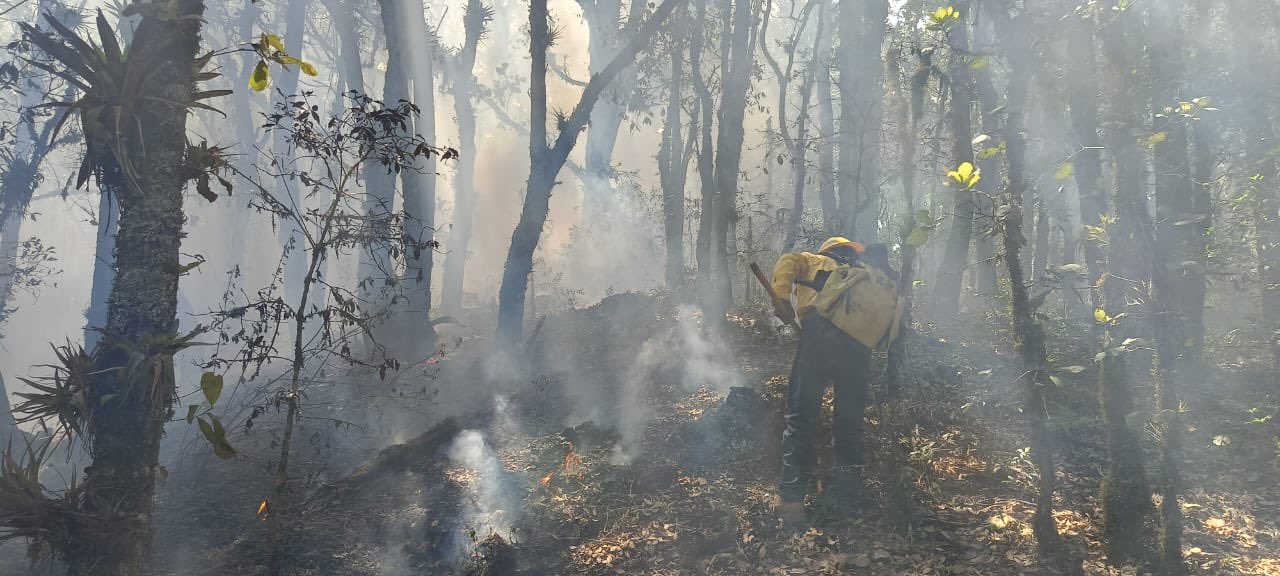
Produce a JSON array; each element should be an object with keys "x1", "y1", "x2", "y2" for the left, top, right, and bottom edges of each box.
[{"x1": 12, "y1": 292, "x2": 1276, "y2": 575}]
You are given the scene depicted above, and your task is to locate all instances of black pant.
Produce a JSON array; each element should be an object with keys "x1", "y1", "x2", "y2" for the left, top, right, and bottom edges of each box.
[{"x1": 779, "y1": 313, "x2": 871, "y2": 502}]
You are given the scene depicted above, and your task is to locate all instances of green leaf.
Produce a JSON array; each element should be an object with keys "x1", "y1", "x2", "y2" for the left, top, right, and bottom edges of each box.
[
  {"x1": 1060, "y1": 365, "x2": 1087, "y2": 374},
  {"x1": 969, "y1": 56, "x2": 990, "y2": 70},
  {"x1": 186, "y1": 404, "x2": 199, "y2": 424},
  {"x1": 905, "y1": 227, "x2": 930, "y2": 248},
  {"x1": 1143, "y1": 131, "x2": 1168, "y2": 149},
  {"x1": 200, "y1": 372, "x2": 223, "y2": 407},
  {"x1": 1053, "y1": 162, "x2": 1074, "y2": 181},
  {"x1": 198, "y1": 415, "x2": 237, "y2": 459},
  {"x1": 250, "y1": 60, "x2": 270, "y2": 92},
  {"x1": 914, "y1": 209, "x2": 932, "y2": 227}
]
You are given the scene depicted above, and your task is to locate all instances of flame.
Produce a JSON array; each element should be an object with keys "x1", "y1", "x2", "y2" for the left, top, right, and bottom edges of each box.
[
  {"x1": 540, "y1": 471, "x2": 555, "y2": 485},
  {"x1": 257, "y1": 498, "x2": 270, "y2": 516}
]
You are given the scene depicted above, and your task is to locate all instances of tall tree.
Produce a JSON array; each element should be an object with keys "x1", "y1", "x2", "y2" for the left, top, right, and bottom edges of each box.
[
  {"x1": 989, "y1": 2, "x2": 1072, "y2": 568},
  {"x1": 1229, "y1": 0, "x2": 1280, "y2": 373},
  {"x1": 835, "y1": 0, "x2": 887, "y2": 239},
  {"x1": 763, "y1": 0, "x2": 824, "y2": 252},
  {"x1": 15, "y1": 4, "x2": 212, "y2": 572},
  {"x1": 657, "y1": 7, "x2": 694, "y2": 289},
  {"x1": 495, "y1": 0, "x2": 684, "y2": 345},
  {"x1": 708, "y1": 0, "x2": 760, "y2": 314},
  {"x1": 932, "y1": 0, "x2": 977, "y2": 320},
  {"x1": 273, "y1": 0, "x2": 311, "y2": 302},
  {"x1": 814, "y1": 0, "x2": 837, "y2": 234},
  {"x1": 441, "y1": 0, "x2": 491, "y2": 313},
  {"x1": 579, "y1": 0, "x2": 648, "y2": 216},
  {"x1": 1147, "y1": 2, "x2": 1196, "y2": 570},
  {"x1": 396, "y1": 0, "x2": 439, "y2": 355},
  {"x1": 1096, "y1": 0, "x2": 1154, "y2": 563},
  {"x1": 1063, "y1": 0, "x2": 1107, "y2": 329}
]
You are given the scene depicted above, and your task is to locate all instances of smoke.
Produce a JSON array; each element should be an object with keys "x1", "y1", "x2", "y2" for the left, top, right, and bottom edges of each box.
[
  {"x1": 610, "y1": 304, "x2": 744, "y2": 464},
  {"x1": 447, "y1": 429, "x2": 521, "y2": 542}
]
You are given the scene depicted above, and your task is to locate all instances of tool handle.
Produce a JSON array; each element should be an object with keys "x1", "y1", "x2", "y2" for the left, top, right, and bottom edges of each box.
[{"x1": 750, "y1": 263, "x2": 801, "y2": 331}]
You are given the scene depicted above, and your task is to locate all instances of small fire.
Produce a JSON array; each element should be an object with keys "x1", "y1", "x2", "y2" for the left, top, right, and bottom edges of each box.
[
  {"x1": 564, "y1": 442, "x2": 583, "y2": 474},
  {"x1": 257, "y1": 498, "x2": 270, "y2": 516},
  {"x1": 540, "y1": 471, "x2": 555, "y2": 485}
]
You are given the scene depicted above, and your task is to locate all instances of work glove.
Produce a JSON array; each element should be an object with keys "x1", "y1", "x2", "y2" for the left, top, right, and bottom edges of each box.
[{"x1": 772, "y1": 299, "x2": 796, "y2": 326}]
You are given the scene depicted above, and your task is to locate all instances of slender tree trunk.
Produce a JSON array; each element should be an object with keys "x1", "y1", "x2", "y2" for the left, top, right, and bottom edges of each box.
[
  {"x1": 441, "y1": 0, "x2": 486, "y2": 313},
  {"x1": 709, "y1": 0, "x2": 757, "y2": 316},
  {"x1": 835, "y1": 0, "x2": 886, "y2": 239},
  {"x1": 73, "y1": 3, "x2": 205, "y2": 573},
  {"x1": 274, "y1": 0, "x2": 310, "y2": 303},
  {"x1": 1097, "y1": 0, "x2": 1154, "y2": 562},
  {"x1": 1064, "y1": 7, "x2": 1106, "y2": 332},
  {"x1": 972, "y1": 46, "x2": 1000, "y2": 295},
  {"x1": 932, "y1": 0, "x2": 976, "y2": 320},
  {"x1": 692, "y1": 0, "x2": 716, "y2": 307},
  {"x1": 580, "y1": 0, "x2": 636, "y2": 217},
  {"x1": 396, "y1": 0, "x2": 439, "y2": 356},
  {"x1": 659, "y1": 13, "x2": 687, "y2": 289},
  {"x1": 815, "y1": 13, "x2": 837, "y2": 235},
  {"x1": 496, "y1": 0, "x2": 683, "y2": 345},
  {"x1": 989, "y1": 4, "x2": 1074, "y2": 568},
  {"x1": 1147, "y1": 4, "x2": 1193, "y2": 569}
]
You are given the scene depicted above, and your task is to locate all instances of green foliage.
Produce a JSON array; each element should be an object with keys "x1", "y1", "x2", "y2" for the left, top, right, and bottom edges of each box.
[
  {"x1": 247, "y1": 33, "x2": 318, "y2": 92},
  {"x1": 13, "y1": 343, "x2": 96, "y2": 440},
  {"x1": 19, "y1": 10, "x2": 229, "y2": 193},
  {"x1": 196, "y1": 414, "x2": 236, "y2": 460}
]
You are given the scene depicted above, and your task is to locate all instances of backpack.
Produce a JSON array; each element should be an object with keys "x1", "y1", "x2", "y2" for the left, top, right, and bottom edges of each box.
[{"x1": 807, "y1": 261, "x2": 905, "y2": 350}]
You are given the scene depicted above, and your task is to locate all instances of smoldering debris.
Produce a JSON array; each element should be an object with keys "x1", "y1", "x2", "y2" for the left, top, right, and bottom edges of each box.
[
  {"x1": 446, "y1": 430, "x2": 522, "y2": 541},
  {"x1": 460, "y1": 533, "x2": 516, "y2": 576}
]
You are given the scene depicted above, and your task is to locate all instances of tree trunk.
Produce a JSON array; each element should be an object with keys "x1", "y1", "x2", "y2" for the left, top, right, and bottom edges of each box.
[
  {"x1": 972, "y1": 46, "x2": 1000, "y2": 296},
  {"x1": 835, "y1": 0, "x2": 886, "y2": 240},
  {"x1": 396, "y1": 0, "x2": 439, "y2": 356},
  {"x1": 72, "y1": 2, "x2": 205, "y2": 573},
  {"x1": 441, "y1": 0, "x2": 486, "y2": 313},
  {"x1": 989, "y1": 3, "x2": 1074, "y2": 567},
  {"x1": 1147, "y1": 4, "x2": 1193, "y2": 569},
  {"x1": 709, "y1": 0, "x2": 757, "y2": 316},
  {"x1": 1097, "y1": 0, "x2": 1154, "y2": 562},
  {"x1": 815, "y1": 10, "x2": 837, "y2": 236},
  {"x1": 1064, "y1": 6, "x2": 1106, "y2": 331},
  {"x1": 658, "y1": 13, "x2": 687, "y2": 289},
  {"x1": 932, "y1": 0, "x2": 977, "y2": 320},
  {"x1": 273, "y1": 0, "x2": 310, "y2": 304},
  {"x1": 496, "y1": 0, "x2": 683, "y2": 345},
  {"x1": 580, "y1": 0, "x2": 639, "y2": 217},
  {"x1": 691, "y1": 0, "x2": 716, "y2": 307}
]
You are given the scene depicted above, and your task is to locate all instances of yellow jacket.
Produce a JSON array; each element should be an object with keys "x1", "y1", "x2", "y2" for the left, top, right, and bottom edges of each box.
[{"x1": 771, "y1": 252, "x2": 905, "y2": 349}]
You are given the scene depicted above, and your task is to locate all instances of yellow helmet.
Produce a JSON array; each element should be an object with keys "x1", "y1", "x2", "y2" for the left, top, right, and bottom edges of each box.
[{"x1": 818, "y1": 236, "x2": 864, "y2": 255}]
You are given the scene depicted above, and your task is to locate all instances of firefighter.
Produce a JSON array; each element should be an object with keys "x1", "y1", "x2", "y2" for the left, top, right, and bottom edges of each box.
[{"x1": 770, "y1": 237, "x2": 905, "y2": 527}]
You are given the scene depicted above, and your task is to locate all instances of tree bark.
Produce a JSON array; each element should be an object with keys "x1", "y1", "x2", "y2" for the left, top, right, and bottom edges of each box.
[
  {"x1": 658, "y1": 11, "x2": 688, "y2": 289},
  {"x1": 441, "y1": 0, "x2": 487, "y2": 313},
  {"x1": 73, "y1": 2, "x2": 205, "y2": 573},
  {"x1": 580, "y1": 0, "x2": 643, "y2": 217},
  {"x1": 706, "y1": 0, "x2": 757, "y2": 316},
  {"x1": 990, "y1": 4, "x2": 1071, "y2": 564},
  {"x1": 1063, "y1": 5, "x2": 1106, "y2": 332},
  {"x1": 1097, "y1": 0, "x2": 1154, "y2": 562},
  {"x1": 273, "y1": 0, "x2": 310, "y2": 304},
  {"x1": 397, "y1": 0, "x2": 439, "y2": 356},
  {"x1": 932, "y1": 0, "x2": 977, "y2": 320},
  {"x1": 835, "y1": 0, "x2": 886, "y2": 240},
  {"x1": 496, "y1": 0, "x2": 684, "y2": 345},
  {"x1": 814, "y1": 8, "x2": 836, "y2": 236},
  {"x1": 692, "y1": 0, "x2": 716, "y2": 307}
]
